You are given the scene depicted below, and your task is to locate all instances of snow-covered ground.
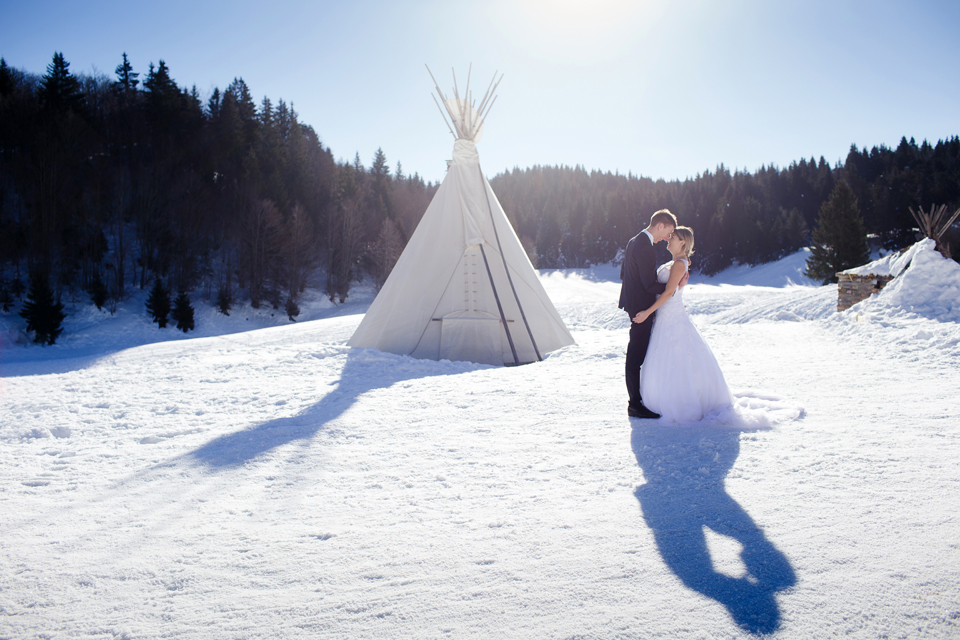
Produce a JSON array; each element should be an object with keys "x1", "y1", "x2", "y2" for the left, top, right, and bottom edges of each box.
[{"x1": 2, "y1": 245, "x2": 959, "y2": 639}]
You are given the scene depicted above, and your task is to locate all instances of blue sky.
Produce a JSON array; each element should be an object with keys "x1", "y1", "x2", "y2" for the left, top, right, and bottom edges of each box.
[{"x1": 2, "y1": 0, "x2": 959, "y2": 184}]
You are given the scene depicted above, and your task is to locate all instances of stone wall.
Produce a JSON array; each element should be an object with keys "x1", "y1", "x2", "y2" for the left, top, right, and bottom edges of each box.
[{"x1": 836, "y1": 273, "x2": 894, "y2": 312}]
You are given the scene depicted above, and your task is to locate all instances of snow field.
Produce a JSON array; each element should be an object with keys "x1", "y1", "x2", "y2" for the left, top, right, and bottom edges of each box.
[{"x1": 2, "y1": 246, "x2": 959, "y2": 638}]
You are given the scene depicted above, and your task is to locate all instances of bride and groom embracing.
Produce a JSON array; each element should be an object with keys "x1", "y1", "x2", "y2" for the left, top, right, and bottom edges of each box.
[{"x1": 619, "y1": 209, "x2": 734, "y2": 422}]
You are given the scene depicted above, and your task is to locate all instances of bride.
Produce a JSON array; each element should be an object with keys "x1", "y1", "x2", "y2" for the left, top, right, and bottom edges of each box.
[{"x1": 632, "y1": 226, "x2": 735, "y2": 423}]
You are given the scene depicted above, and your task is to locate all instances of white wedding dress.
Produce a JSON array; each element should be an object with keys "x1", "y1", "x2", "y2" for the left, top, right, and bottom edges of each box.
[{"x1": 640, "y1": 259, "x2": 735, "y2": 423}]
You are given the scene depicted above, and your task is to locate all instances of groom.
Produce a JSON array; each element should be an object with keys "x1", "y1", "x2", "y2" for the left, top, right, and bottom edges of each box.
[{"x1": 619, "y1": 209, "x2": 683, "y2": 419}]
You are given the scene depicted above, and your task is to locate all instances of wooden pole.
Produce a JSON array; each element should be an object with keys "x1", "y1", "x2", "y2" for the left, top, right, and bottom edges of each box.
[
  {"x1": 479, "y1": 244, "x2": 520, "y2": 366},
  {"x1": 431, "y1": 93, "x2": 457, "y2": 140},
  {"x1": 475, "y1": 72, "x2": 498, "y2": 120},
  {"x1": 940, "y1": 207, "x2": 960, "y2": 237},
  {"x1": 479, "y1": 165, "x2": 542, "y2": 363},
  {"x1": 425, "y1": 64, "x2": 445, "y2": 100},
  {"x1": 476, "y1": 75, "x2": 503, "y2": 128},
  {"x1": 476, "y1": 95, "x2": 498, "y2": 134},
  {"x1": 426, "y1": 64, "x2": 462, "y2": 138},
  {"x1": 467, "y1": 90, "x2": 473, "y2": 138},
  {"x1": 464, "y1": 64, "x2": 473, "y2": 136},
  {"x1": 451, "y1": 68, "x2": 467, "y2": 136}
]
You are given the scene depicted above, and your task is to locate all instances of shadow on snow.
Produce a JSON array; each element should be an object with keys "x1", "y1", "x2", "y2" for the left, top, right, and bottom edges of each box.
[
  {"x1": 631, "y1": 421, "x2": 796, "y2": 635},
  {"x1": 187, "y1": 347, "x2": 487, "y2": 468}
]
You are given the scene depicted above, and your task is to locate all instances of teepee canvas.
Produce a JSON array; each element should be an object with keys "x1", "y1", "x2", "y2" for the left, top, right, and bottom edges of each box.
[{"x1": 348, "y1": 68, "x2": 575, "y2": 366}]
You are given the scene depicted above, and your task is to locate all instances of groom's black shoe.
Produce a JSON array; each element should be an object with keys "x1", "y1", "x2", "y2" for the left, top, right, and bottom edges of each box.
[{"x1": 628, "y1": 402, "x2": 660, "y2": 419}]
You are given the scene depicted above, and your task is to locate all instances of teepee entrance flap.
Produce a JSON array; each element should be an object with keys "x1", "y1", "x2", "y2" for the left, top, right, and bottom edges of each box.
[{"x1": 439, "y1": 311, "x2": 502, "y2": 366}]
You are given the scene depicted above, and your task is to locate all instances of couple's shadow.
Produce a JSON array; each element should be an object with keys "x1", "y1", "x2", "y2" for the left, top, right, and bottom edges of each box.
[{"x1": 631, "y1": 421, "x2": 796, "y2": 635}]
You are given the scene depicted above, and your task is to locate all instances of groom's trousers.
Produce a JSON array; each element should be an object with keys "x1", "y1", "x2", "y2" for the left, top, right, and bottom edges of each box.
[{"x1": 625, "y1": 317, "x2": 655, "y2": 407}]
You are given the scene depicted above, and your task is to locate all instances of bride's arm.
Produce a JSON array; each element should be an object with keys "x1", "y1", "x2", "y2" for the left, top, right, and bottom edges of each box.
[{"x1": 632, "y1": 262, "x2": 687, "y2": 324}]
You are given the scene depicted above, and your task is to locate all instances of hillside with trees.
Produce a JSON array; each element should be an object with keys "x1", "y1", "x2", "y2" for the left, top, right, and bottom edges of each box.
[
  {"x1": 1, "y1": 52, "x2": 959, "y2": 342},
  {"x1": 0, "y1": 53, "x2": 437, "y2": 327},
  {"x1": 490, "y1": 137, "x2": 960, "y2": 274}
]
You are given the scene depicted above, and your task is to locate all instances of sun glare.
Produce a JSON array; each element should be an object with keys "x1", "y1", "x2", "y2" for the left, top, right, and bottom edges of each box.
[
  {"x1": 490, "y1": 0, "x2": 663, "y2": 64},
  {"x1": 531, "y1": 0, "x2": 643, "y2": 37}
]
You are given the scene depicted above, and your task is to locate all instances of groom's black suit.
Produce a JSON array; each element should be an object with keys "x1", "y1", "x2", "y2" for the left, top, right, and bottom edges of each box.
[{"x1": 619, "y1": 231, "x2": 666, "y2": 408}]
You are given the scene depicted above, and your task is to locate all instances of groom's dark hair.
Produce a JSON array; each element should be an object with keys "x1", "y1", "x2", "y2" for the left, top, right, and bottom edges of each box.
[{"x1": 649, "y1": 209, "x2": 678, "y2": 228}]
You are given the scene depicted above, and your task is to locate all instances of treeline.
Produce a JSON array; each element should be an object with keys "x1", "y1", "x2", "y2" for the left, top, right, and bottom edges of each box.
[
  {"x1": 491, "y1": 136, "x2": 960, "y2": 274},
  {"x1": 0, "y1": 53, "x2": 437, "y2": 319},
  {"x1": 2, "y1": 52, "x2": 959, "y2": 337}
]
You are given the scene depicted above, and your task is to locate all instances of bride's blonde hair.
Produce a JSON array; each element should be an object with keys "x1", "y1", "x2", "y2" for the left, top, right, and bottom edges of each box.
[{"x1": 673, "y1": 226, "x2": 695, "y2": 259}]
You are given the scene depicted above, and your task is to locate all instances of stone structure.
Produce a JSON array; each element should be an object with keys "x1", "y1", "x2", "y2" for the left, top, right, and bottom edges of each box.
[{"x1": 836, "y1": 273, "x2": 894, "y2": 312}]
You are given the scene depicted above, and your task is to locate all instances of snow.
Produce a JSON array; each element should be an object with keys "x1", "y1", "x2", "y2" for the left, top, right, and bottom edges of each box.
[
  {"x1": 691, "y1": 248, "x2": 822, "y2": 288},
  {"x1": 827, "y1": 241, "x2": 960, "y2": 367},
  {"x1": 848, "y1": 242, "x2": 960, "y2": 322},
  {"x1": 841, "y1": 238, "x2": 934, "y2": 278},
  {"x1": 2, "y1": 245, "x2": 959, "y2": 638}
]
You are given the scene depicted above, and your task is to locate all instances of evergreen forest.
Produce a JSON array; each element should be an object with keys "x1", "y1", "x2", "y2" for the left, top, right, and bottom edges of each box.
[{"x1": 2, "y1": 53, "x2": 959, "y2": 333}]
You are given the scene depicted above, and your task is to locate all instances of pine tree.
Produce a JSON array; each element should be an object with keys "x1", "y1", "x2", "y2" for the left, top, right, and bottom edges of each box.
[
  {"x1": 144, "y1": 61, "x2": 176, "y2": 95},
  {"x1": 113, "y1": 52, "x2": 139, "y2": 93},
  {"x1": 145, "y1": 278, "x2": 171, "y2": 328},
  {"x1": 326, "y1": 162, "x2": 364, "y2": 303},
  {"x1": 20, "y1": 273, "x2": 66, "y2": 345},
  {"x1": 88, "y1": 271, "x2": 108, "y2": 310},
  {"x1": 0, "y1": 58, "x2": 14, "y2": 98},
  {"x1": 216, "y1": 285, "x2": 233, "y2": 315},
  {"x1": 143, "y1": 60, "x2": 180, "y2": 119},
  {"x1": 536, "y1": 215, "x2": 562, "y2": 268},
  {"x1": 804, "y1": 181, "x2": 871, "y2": 284},
  {"x1": 227, "y1": 78, "x2": 257, "y2": 123},
  {"x1": 371, "y1": 148, "x2": 390, "y2": 180},
  {"x1": 0, "y1": 281, "x2": 12, "y2": 312},
  {"x1": 171, "y1": 291, "x2": 195, "y2": 332},
  {"x1": 781, "y1": 208, "x2": 809, "y2": 255},
  {"x1": 370, "y1": 147, "x2": 393, "y2": 223},
  {"x1": 37, "y1": 52, "x2": 84, "y2": 114},
  {"x1": 285, "y1": 295, "x2": 300, "y2": 321},
  {"x1": 370, "y1": 218, "x2": 403, "y2": 290},
  {"x1": 11, "y1": 276, "x2": 24, "y2": 300},
  {"x1": 207, "y1": 87, "x2": 221, "y2": 120}
]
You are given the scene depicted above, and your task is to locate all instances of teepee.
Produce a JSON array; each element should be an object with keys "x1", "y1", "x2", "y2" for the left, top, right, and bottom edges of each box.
[{"x1": 347, "y1": 67, "x2": 575, "y2": 366}]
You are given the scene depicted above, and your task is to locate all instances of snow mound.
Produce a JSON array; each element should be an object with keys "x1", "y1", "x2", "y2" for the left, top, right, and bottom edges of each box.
[
  {"x1": 846, "y1": 240, "x2": 960, "y2": 322},
  {"x1": 826, "y1": 240, "x2": 960, "y2": 365},
  {"x1": 841, "y1": 238, "x2": 933, "y2": 277}
]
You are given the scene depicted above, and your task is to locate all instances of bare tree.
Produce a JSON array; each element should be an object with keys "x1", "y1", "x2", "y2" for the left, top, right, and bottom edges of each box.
[
  {"x1": 368, "y1": 217, "x2": 403, "y2": 291},
  {"x1": 326, "y1": 165, "x2": 363, "y2": 303},
  {"x1": 283, "y1": 203, "x2": 316, "y2": 302},
  {"x1": 239, "y1": 197, "x2": 282, "y2": 308},
  {"x1": 132, "y1": 164, "x2": 165, "y2": 289}
]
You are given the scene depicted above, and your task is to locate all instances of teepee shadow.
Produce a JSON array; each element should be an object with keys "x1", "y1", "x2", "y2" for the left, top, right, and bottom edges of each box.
[
  {"x1": 187, "y1": 348, "x2": 487, "y2": 468},
  {"x1": 631, "y1": 422, "x2": 796, "y2": 635}
]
